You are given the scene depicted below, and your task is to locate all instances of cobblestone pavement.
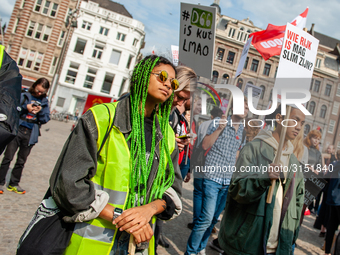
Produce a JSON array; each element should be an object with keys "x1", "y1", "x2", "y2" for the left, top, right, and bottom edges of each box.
[{"x1": 0, "y1": 120, "x2": 329, "y2": 255}]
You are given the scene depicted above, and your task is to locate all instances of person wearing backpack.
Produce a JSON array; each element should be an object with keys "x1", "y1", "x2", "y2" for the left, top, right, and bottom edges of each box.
[
  {"x1": 0, "y1": 44, "x2": 22, "y2": 156},
  {"x1": 0, "y1": 77, "x2": 50, "y2": 194}
]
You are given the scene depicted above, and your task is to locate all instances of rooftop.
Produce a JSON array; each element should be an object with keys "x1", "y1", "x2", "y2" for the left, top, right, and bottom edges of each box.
[{"x1": 85, "y1": 0, "x2": 132, "y2": 18}]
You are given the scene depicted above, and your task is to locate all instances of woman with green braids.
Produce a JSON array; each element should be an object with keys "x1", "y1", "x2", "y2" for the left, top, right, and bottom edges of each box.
[{"x1": 17, "y1": 55, "x2": 182, "y2": 255}]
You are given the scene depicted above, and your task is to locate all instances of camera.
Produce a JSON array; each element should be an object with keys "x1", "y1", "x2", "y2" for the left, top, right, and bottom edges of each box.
[{"x1": 32, "y1": 101, "x2": 41, "y2": 107}]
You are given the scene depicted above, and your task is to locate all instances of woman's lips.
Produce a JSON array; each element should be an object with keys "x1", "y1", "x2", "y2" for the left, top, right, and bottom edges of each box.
[{"x1": 159, "y1": 89, "x2": 169, "y2": 96}]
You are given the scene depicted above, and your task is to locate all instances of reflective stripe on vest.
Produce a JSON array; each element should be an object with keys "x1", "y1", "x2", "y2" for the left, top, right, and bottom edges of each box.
[
  {"x1": 65, "y1": 102, "x2": 175, "y2": 255},
  {"x1": 0, "y1": 45, "x2": 5, "y2": 69}
]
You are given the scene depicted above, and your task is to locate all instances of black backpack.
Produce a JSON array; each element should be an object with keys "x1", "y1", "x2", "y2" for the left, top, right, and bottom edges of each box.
[{"x1": 0, "y1": 50, "x2": 22, "y2": 155}]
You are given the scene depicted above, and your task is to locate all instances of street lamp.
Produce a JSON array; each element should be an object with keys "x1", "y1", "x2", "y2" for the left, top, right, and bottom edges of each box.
[{"x1": 48, "y1": 9, "x2": 79, "y2": 104}]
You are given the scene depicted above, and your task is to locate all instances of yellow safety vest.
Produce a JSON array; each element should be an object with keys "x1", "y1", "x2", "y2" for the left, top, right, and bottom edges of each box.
[
  {"x1": 0, "y1": 45, "x2": 5, "y2": 68},
  {"x1": 64, "y1": 102, "x2": 175, "y2": 255}
]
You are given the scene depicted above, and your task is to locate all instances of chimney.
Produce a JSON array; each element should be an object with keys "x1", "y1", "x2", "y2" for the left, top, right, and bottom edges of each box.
[{"x1": 310, "y1": 23, "x2": 315, "y2": 36}]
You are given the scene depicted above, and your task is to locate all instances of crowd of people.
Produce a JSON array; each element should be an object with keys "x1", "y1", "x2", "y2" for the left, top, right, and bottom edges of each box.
[{"x1": 1, "y1": 53, "x2": 340, "y2": 255}]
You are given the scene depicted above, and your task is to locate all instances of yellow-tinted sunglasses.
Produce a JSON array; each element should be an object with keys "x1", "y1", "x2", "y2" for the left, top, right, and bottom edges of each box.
[{"x1": 151, "y1": 70, "x2": 179, "y2": 90}]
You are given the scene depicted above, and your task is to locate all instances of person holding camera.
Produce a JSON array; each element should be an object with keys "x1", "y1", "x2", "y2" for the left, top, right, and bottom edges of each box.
[{"x1": 0, "y1": 78, "x2": 50, "y2": 194}]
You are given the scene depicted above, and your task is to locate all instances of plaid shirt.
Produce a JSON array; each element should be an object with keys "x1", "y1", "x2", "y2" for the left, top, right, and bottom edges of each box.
[{"x1": 204, "y1": 116, "x2": 245, "y2": 185}]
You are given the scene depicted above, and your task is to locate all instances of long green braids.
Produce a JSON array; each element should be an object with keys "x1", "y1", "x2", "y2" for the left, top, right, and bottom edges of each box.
[{"x1": 127, "y1": 55, "x2": 176, "y2": 209}]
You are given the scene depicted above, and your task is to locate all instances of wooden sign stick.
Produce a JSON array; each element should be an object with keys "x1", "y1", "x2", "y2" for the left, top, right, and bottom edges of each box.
[
  {"x1": 128, "y1": 234, "x2": 136, "y2": 255},
  {"x1": 266, "y1": 105, "x2": 291, "y2": 204}
]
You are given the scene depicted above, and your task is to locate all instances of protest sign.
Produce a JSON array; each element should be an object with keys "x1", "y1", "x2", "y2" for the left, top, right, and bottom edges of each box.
[
  {"x1": 243, "y1": 82, "x2": 262, "y2": 109},
  {"x1": 235, "y1": 36, "x2": 253, "y2": 78},
  {"x1": 274, "y1": 23, "x2": 319, "y2": 93},
  {"x1": 171, "y1": 45, "x2": 179, "y2": 66},
  {"x1": 267, "y1": 23, "x2": 319, "y2": 204},
  {"x1": 304, "y1": 172, "x2": 327, "y2": 206},
  {"x1": 179, "y1": 3, "x2": 216, "y2": 79}
]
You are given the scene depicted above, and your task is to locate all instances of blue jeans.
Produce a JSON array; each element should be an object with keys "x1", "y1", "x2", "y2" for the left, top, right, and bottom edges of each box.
[
  {"x1": 193, "y1": 177, "x2": 204, "y2": 224},
  {"x1": 185, "y1": 179, "x2": 229, "y2": 255},
  {"x1": 180, "y1": 157, "x2": 190, "y2": 180}
]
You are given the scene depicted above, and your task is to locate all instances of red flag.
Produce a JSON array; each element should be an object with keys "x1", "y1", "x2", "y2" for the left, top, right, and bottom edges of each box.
[{"x1": 249, "y1": 8, "x2": 309, "y2": 60}]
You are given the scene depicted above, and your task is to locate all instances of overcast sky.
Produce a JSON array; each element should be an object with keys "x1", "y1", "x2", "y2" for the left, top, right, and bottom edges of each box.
[{"x1": 1, "y1": 0, "x2": 339, "y2": 55}]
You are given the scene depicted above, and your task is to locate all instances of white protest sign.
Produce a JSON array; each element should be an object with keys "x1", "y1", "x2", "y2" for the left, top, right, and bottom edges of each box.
[
  {"x1": 179, "y1": 3, "x2": 216, "y2": 79},
  {"x1": 235, "y1": 36, "x2": 253, "y2": 78},
  {"x1": 171, "y1": 45, "x2": 179, "y2": 66},
  {"x1": 244, "y1": 82, "x2": 262, "y2": 108},
  {"x1": 274, "y1": 23, "x2": 319, "y2": 97}
]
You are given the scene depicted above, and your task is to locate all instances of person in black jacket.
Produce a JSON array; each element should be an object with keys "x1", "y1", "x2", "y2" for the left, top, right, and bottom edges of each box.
[
  {"x1": 0, "y1": 45, "x2": 22, "y2": 157},
  {"x1": 0, "y1": 78, "x2": 50, "y2": 194},
  {"x1": 325, "y1": 151, "x2": 340, "y2": 255}
]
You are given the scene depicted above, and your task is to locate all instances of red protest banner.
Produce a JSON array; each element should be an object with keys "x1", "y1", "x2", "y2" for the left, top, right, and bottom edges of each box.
[
  {"x1": 82, "y1": 94, "x2": 113, "y2": 114},
  {"x1": 249, "y1": 8, "x2": 309, "y2": 61}
]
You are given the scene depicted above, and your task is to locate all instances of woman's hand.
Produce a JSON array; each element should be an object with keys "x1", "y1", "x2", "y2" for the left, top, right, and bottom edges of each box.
[
  {"x1": 130, "y1": 223, "x2": 154, "y2": 244},
  {"x1": 113, "y1": 199, "x2": 166, "y2": 233}
]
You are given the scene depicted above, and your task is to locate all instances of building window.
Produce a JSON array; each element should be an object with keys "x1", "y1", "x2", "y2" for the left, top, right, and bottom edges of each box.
[
  {"x1": 325, "y1": 84, "x2": 332, "y2": 96},
  {"x1": 119, "y1": 78, "x2": 127, "y2": 96},
  {"x1": 34, "y1": 0, "x2": 42, "y2": 12},
  {"x1": 74, "y1": 38, "x2": 87, "y2": 55},
  {"x1": 42, "y1": 26, "x2": 51, "y2": 41},
  {"x1": 109, "y1": 49, "x2": 121, "y2": 65},
  {"x1": 237, "y1": 27, "x2": 244, "y2": 41},
  {"x1": 244, "y1": 57, "x2": 249, "y2": 69},
  {"x1": 328, "y1": 120, "x2": 336, "y2": 134},
  {"x1": 81, "y1": 21, "x2": 92, "y2": 30},
  {"x1": 212, "y1": 71, "x2": 218, "y2": 84},
  {"x1": 320, "y1": 105, "x2": 327, "y2": 118},
  {"x1": 221, "y1": 74, "x2": 229, "y2": 84},
  {"x1": 65, "y1": 62, "x2": 79, "y2": 84},
  {"x1": 310, "y1": 78, "x2": 314, "y2": 91},
  {"x1": 237, "y1": 78, "x2": 243, "y2": 89},
  {"x1": 260, "y1": 85, "x2": 265, "y2": 99},
  {"x1": 250, "y1": 59, "x2": 259, "y2": 72},
  {"x1": 27, "y1": 21, "x2": 36, "y2": 37},
  {"x1": 26, "y1": 50, "x2": 34, "y2": 68},
  {"x1": 49, "y1": 56, "x2": 58, "y2": 75},
  {"x1": 13, "y1": 18, "x2": 20, "y2": 33},
  {"x1": 101, "y1": 73, "x2": 115, "y2": 94},
  {"x1": 84, "y1": 68, "x2": 97, "y2": 89},
  {"x1": 126, "y1": 55, "x2": 133, "y2": 69},
  {"x1": 263, "y1": 63, "x2": 271, "y2": 76},
  {"x1": 337, "y1": 83, "x2": 340, "y2": 97},
  {"x1": 50, "y1": 2, "x2": 58, "y2": 17},
  {"x1": 269, "y1": 89, "x2": 273, "y2": 101},
  {"x1": 314, "y1": 80, "x2": 320, "y2": 92},
  {"x1": 58, "y1": 30, "x2": 65, "y2": 46},
  {"x1": 18, "y1": 48, "x2": 28, "y2": 66},
  {"x1": 133, "y1": 38, "x2": 138, "y2": 46},
  {"x1": 21, "y1": 0, "x2": 26, "y2": 8},
  {"x1": 33, "y1": 52, "x2": 43, "y2": 71},
  {"x1": 99, "y1": 27, "x2": 109, "y2": 36},
  {"x1": 333, "y1": 102, "x2": 339, "y2": 115},
  {"x1": 316, "y1": 58, "x2": 321, "y2": 68},
  {"x1": 116, "y1": 32, "x2": 126, "y2": 42},
  {"x1": 92, "y1": 44, "x2": 104, "y2": 59},
  {"x1": 42, "y1": 0, "x2": 50, "y2": 14},
  {"x1": 226, "y1": 52, "x2": 235, "y2": 64},
  {"x1": 56, "y1": 97, "x2": 65, "y2": 107},
  {"x1": 309, "y1": 101, "x2": 316, "y2": 115},
  {"x1": 216, "y1": 48, "x2": 225, "y2": 61},
  {"x1": 304, "y1": 124, "x2": 310, "y2": 136},
  {"x1": 274, "y1": 66, "x2": 278, "y2": 78},
  {"x1": 228, "y1": 28, "x2": 235, "y2": 38}
]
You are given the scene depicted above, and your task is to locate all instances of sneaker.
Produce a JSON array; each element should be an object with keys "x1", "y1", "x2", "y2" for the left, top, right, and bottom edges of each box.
[
  {"x1": 7, "y1": 185, "x2": 26, "y2": 194},
  {"x1": 197, "y1": 249, "x2": 206, "y2": 255},
  {"x1": 210, "y1": 238, "x2": 224, "y2": 253},
  {"x1": 0, "y1": 185, "x2": 3, "y2": 194}
]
